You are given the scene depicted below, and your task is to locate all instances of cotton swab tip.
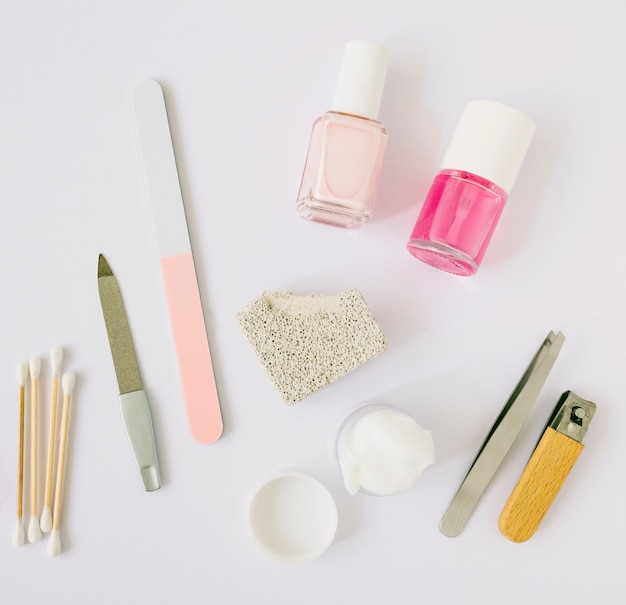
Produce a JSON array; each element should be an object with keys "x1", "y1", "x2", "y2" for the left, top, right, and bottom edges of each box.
[
  {"x1": 29, "y1": 357, "x2": 41, "y2": 380},
  {"x1": 16, "y1": 362, "x2": 29, "y2": 386},
  {"x1": 48, "y1": 529, "x2": 61, "y2": 557},
  {"x1": 27, "y1": 515, "x2": 41, "y2": 543},
  {"x1": 50, "y1": 347, "x2": 63, "y2": 373},
  {"x1": 12, "y1": 519, "x2": 24, "y2": 547},
  {"x1": 40, "y1": 505, "x2": 52, "y2": 533},
  {"x1": 62, "y1": 372, "x2": 76, "y2": 396}
]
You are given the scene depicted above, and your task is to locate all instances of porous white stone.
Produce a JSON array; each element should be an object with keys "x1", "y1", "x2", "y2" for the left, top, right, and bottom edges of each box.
[{"x1": 236, "y1": 290, "x2": 387, "y2": 405}]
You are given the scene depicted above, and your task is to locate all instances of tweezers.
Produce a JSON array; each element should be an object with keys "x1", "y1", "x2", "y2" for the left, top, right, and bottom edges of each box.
[{"x1": 439, "y1": 330, "x2": 565, "y2": 537}]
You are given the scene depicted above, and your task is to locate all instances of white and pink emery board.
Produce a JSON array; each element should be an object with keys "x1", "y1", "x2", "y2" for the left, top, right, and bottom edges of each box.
[{"x1": 130, "y1": 79, "x2": 223, "y2": 444}]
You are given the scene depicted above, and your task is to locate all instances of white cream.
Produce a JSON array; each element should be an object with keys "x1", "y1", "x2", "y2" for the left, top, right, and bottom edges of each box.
[{"x1": 338, "y1": 406, "x2": 435, "y2": 496}]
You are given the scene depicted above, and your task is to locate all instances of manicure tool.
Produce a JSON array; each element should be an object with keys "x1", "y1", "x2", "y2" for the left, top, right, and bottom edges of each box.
[
  {"x1": 12, "y1": 362, "x2": 28, "y2": 547},
  {"x1": 41, "y1": 347, "x2": 63, "y2": 533},
  {"x1": 130, "y1": 79, "x2": 222, "y2": 444},
  {"x1": 28, "y1": 358, "x2": 41, "y2": 543},
  {"x1": 499, "y1": 390, "x2": 596, "y2": 542},
  {"x1": 440, "y1": 330, "x2": 565, "y2": 537},
  {"x1": 48, "y1": 372, "x2": 76, "y2": 557},
  {"x1": 97, "y1": 254, "x2": 161, "y2": 491}
]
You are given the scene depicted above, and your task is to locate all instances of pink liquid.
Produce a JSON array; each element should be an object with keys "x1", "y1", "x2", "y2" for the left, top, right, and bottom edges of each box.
[
  {"x1": 297, "y1": 111, "x2": 387, "y2": 228},
  {"x1": 407, "y1": 170, "x2": 507, "y2": 275}
]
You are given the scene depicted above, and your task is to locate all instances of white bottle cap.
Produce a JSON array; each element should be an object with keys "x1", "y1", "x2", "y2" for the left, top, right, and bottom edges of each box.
[
  {"x1": 331, "y1": 40, "x2": 389, "y2": 121},
  {"x1": 440, "y1": 100, "x2": 535, "y2": 194}
]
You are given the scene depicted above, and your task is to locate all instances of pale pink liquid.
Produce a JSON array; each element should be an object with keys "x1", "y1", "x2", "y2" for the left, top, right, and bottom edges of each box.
[
  {"x1": 407, "y1": 170, "x2": 507, "y2": 275},
  {"x1": 297, "y1": 112, "x2": 387, "y2": 228}
]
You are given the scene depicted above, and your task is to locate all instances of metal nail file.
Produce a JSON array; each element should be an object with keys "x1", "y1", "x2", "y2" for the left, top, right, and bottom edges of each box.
[
  {"x1": 97, "y1": 254, "x2": 161, "y2": 491},
  {"x1": 130, "y1": 79, "x2": 223, "y2": 444},
  {"x1": 499, "y1": 391, "x2": 596, "y2": 542},
  {"x1": 440, "y1": 330, "x2": 565, "y2": 537}
]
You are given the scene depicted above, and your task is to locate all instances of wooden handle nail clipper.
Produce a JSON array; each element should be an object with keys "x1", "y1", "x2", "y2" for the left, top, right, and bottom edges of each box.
[{"x1": 499, "y1": 391, "x2": 596, "y2": 542}]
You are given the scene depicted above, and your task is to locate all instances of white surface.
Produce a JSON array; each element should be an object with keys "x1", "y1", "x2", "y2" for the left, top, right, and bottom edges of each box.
[
  {"x1": 248, "y1": 471, "x2": 338, "y2": 563},
  {"x1": 331, "y1": 40, "x2": 389, "y2": 121},
  {"x1": 131, "y1": 79, "x2": 192, "y2": 258},
  {"x1": 440, "y1": 100, "x2": 535, "y2": 194},
  {"x1": 0, "y1": 1, "x2": 624, "y2": 604}
]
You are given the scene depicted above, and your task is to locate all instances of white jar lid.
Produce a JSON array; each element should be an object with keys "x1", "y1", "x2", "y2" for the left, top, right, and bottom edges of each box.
[
  {"x1": 440, "y1": 100, "x2": 535, "y2": 194},
  {"x1": 248, "y1": 471, "x2": 338, "y2": 563},
  {"x1": 331, "y1": 40, "x2": 389, "y2": 120}
]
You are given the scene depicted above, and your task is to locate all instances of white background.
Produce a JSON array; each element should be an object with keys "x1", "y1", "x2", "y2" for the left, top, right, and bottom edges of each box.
[{"x1": 1, "y1": 1, "x2": 624, "y2": 603}]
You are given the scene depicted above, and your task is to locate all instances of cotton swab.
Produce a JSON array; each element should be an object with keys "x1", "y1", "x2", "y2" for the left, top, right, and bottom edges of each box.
[
  {"x1": 27, "y1": 357, "x2": 42, "y2": 544},
  {"x1": 48, "y1": 372, "x2": 75, "y2": 557},
  {"x1": 40, "y1": 348, "x2": 63, "y2": 533},
  {"x1": 12, "y1": 362, "x2": 29, "y2": 547}
]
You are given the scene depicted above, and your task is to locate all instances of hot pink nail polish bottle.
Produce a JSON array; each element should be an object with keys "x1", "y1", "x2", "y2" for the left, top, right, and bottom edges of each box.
[
  {"x1": 407, "y1": 100, "x2": 535, "y2": 275},
  {"x1": 297, "y1": 41, "x2": 389, "y2": 229}
]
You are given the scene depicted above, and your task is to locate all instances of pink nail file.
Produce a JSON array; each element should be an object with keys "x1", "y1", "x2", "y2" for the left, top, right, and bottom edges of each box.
[{"x1": 130, "y1": 79, "x2": 223, "y2": 444}]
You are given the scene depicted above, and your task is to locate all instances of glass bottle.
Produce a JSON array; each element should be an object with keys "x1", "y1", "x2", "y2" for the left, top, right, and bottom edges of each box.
[
  {"x1": 407, "y1": 100, "x2": 535, "y2": 275},
  {"x1": 297, "y1": 40, "x2": 389, "y2": 229}
]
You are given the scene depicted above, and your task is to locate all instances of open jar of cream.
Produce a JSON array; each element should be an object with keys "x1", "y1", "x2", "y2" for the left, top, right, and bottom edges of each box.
[{"x1": 336, "y1": 403, "x2": 435, "y2": 496}]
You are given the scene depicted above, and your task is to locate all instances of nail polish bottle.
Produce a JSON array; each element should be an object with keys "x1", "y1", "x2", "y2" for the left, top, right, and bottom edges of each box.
[
  {"x1": 407, "y1": 100, "x2": 535, "y2": 275},
  {"x1": 296, "y1": 41, "x2": 389, "y2": 229}
]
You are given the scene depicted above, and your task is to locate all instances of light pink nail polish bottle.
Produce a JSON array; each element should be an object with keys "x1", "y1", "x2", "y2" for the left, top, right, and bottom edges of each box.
[
  {"x1": 297, "y1": 41, "x2": 389, "y2": 229},
  {"x1": 407, "y1": 100, "x2": 535, "y2": 275}
]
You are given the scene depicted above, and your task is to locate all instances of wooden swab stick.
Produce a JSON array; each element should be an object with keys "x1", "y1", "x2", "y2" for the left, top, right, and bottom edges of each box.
[
  {"x1": 12, "y1": 362, "x2": 29, "y2": 547},
  {"x1": 27, "y1": 358, "x2": 41, "y2": 544},
  {"x1": 41, "y1": 348, "x2": 63, "y2": 533},
  {"x1": 48, "y1": 372, "x2": 75, "y2": 557}
]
